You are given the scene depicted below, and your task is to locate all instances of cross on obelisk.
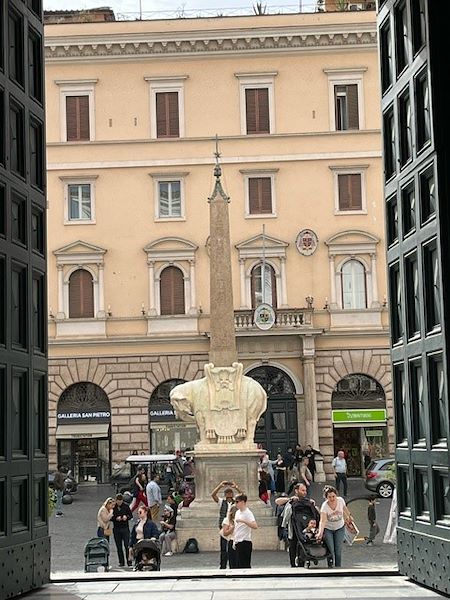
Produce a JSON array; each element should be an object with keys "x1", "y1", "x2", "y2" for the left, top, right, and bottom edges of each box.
[{"x1": 208, "y1": 136, "x2": 238, "y2": 367}]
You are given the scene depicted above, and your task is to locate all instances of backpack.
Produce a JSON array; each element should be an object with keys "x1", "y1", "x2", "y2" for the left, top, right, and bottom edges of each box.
[{"x1": 183, "y1": 537, "x2": 199, "y2": 553}]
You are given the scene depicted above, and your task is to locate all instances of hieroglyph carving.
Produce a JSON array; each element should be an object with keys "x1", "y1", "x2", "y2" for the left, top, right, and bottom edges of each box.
[{"x1": 170, "y1": 362, "x2": 267, "y2": 450}]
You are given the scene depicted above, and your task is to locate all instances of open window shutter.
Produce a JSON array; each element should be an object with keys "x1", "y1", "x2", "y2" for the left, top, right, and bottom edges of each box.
[
  {"x1": 160, "y1": 266, "x2": 185, "y2": 315},
  {"x1": 270, "y1": 266, "x2": 277, "y2": 309},
  {"x1": 251, "y1": 267, "x2": 257, "y2": 309},
  {"x1": 66, "y1": 96, "x2": 89, "y2": 141},
  {"x1": 69, "y1": 269, "x2": 94, "y2": 318},
  {"x1": 156, "y1": 92, "x2": 179, "y2": 138},
  {"x1": 346, "y1": 84, "x2": 359, "y2": 130}
]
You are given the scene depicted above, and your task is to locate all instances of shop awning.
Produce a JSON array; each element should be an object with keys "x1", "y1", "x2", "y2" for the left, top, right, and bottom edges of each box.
[{"x1": 55, "y1": 423, "x2": 110, "y2": 439}]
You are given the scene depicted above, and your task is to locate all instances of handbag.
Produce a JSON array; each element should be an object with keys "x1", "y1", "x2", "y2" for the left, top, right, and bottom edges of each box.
[{"x1": 103, "y1": 526, "x2": 112, "y2": 537}]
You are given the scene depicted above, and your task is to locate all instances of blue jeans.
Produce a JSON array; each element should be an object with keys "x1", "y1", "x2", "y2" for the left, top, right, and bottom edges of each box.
[
  {"x1": 55, "y1": 490, "x2": 64, "y2": 513},
  {"x1": 335, "y1": 473, "x2": 348, "y2": 496},
  {"x1": 323, "y1": 526, "x2": 345, "y2": 567}
]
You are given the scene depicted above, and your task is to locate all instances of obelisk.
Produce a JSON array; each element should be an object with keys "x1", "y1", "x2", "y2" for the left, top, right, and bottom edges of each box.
[{"x1": 208, "y1": 139, "x2": 238, "y2": 367}]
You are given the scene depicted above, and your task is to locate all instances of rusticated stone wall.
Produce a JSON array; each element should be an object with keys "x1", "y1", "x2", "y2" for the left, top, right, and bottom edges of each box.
[
  {"x1": 48, "y1": 353, "x2": 208, "y2": 470},
  {"x1": 315, "y1": 348, "x2": 393, "y2": 477}
]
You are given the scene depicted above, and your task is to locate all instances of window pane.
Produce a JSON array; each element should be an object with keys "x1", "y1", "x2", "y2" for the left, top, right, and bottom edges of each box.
[
  {"x1": 68, "y1": 185, "x2": 79, "y2": 219},
  {"x1": 405, "y1": 253, "x2": 420, "y2": 339},
  {"x1": 410, "y1": 360, "x2": 426, "y2": 443},
  {"x1": 342, "y1": 261, "x2": 366, "y2": 309},
  {"x1": 428, "y1": 354, "x2": 446, "y2": 444},
  {"x1": 420, "y1": 165, "x2": 435, "y2": 223},
  {"x1": 423, "y1": 241, "x2": 440, "y2": 333}
]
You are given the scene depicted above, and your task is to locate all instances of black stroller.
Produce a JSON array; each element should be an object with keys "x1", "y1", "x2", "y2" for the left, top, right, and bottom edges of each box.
[
  {"x1": 291, "y1": 501, "x2": 332, "y2": 568},
  {"x1": 84, "y1": 537, "x2": 110, "y2": 572},
  {"x1": 133, "y1": 539, "x2": 161, "y2": 571}
]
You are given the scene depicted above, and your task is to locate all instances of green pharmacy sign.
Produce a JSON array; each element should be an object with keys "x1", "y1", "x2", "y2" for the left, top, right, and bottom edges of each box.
[{"x1": 332, "y1": 409, "x2": 387, "y2": 424}]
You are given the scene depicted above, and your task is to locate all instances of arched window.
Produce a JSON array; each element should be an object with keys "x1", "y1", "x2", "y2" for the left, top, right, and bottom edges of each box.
[
  {"x1": 341, "y1": 260, "x2": 367, "y2": 309},
  {"x1": 251, "y1": 263, "x2": 277, "y2": 309},
  {"x1": 160, "y1": 266, "x2": 185, "y2": 315},
  {"x1": 69, "y1": 269, "x2": 94, "y2": 318}
]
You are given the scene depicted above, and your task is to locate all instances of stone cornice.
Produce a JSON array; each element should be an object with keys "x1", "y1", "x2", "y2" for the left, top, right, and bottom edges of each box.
[{"x1": 45, "y1": 23, "x2": 377, "y2": 62}]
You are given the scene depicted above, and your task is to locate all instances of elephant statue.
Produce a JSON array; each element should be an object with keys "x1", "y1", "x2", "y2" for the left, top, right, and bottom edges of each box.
[{"x1": 170, "y1": 362, "x2": 267, "y2": 449}]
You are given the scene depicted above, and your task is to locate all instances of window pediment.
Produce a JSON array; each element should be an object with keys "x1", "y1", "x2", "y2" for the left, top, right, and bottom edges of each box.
[
  {"x1": 53, "y1": 240, "x2": 107, "y2": 265},
  {"x1": 235, "y1": 233, "x2": 288, "y2": 259},
  {"x1": 325, "y1": 230, "x2": 379, "y2": 255},
  {"x1": 144, "y1": 237, "x2": 197, "y2": 263}
]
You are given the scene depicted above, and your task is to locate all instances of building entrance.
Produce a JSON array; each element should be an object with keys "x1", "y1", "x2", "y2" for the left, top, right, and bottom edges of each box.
[{"x1": 247, "y1": 366, "x2": 298, "y2": 457}]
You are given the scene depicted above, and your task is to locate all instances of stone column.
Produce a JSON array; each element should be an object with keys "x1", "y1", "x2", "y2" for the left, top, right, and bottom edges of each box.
[
  {"x1": 280, "y1": 256, "x2": 288, "y2": 307},
  {"x1": 329, "y1": 254, "x2": 338, "y2": 309},
  {"x1": 370, "y1": 252, "x2": 380, "y2": 307},
  {"x1": 189, "y1": 259, "x2": 197, "y2": 314},
  {"x1": 147, "y1": 260, "x2": 157, "y2": 316},
  {"x1": 302, "y1": 336, "x2": 325, "y2": 482},
  {"x1": 208, "y1": 163, "x2": 237, "y2": 366},
  {"x1": 56, "y1": 264, "x2": 65, "y2": 319},
  {"x1": 97, "y1": 263, "x2": 105, "y2": 318},
  {"x1": 239, "y1": 259, "x2": 247, "y2": 308}
]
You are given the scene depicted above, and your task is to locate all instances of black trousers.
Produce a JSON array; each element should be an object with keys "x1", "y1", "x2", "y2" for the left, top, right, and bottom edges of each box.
[
  {"x1": 220, "y1": 535, "x2": 228, "y2": 569},
  {"x1": 235, "y1": 540, "x2": 252, "y2": 568},
  {"x1": 288, "y1": 535, "x2": 304, "y2": 567},
  {"x1": 113, "y1": 527, "x2": 130, "y2": 566},
  {"x1": 228, "y1": 540, "x2": 238, "y2": 569},
  {"x1": 335, "y1": 473, "x2": 348, "y2": 496}
]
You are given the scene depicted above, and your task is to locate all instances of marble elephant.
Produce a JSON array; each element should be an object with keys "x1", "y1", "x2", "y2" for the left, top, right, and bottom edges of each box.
[{"x1": 169, "y1": 365, "x2": 267, "y2": 448}]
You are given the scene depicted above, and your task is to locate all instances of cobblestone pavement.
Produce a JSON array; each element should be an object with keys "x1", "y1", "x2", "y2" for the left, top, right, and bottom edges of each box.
[{"x1": 49, "y1": 479, "x2": 397, "y2": 574}]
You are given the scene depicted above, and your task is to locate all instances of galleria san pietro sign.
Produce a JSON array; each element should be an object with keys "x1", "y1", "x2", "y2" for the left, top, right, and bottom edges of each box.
[{"x1": 57, "y1": 411, "x2": 111, "y2": 424}]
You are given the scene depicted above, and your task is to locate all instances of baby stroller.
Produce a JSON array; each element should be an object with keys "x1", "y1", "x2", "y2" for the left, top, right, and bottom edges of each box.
[
  {"x1": 291, "y1": 502, "x2": 331, "y2": 569},
  {"x1": 84, "y1": 537, "x2": 110, "y2": 572},
  {"x1": 133, "y1": 539, "x2": 161, "y2": 571}
]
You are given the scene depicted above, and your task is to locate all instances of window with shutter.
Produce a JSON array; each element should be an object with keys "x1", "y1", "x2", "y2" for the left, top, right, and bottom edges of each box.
[
  {"x1": 338, "y1": 174, "x2": 362, "y2": 211},
  {"x1": 248, "y1": 177, "x2": 273, "y2": 214},
  {"x1": 156, "y1": 92, "x2": 179, "y2": 138},
  {"x1": 245, "y1": 88, "x2": 270, "y2": 134},
  {"x1": 251, "y1": 264, "x2": 277, "y2": 309},
  {"x1": 160, "y1": 266, "x2": 185, "y2": 315},
  {"x1": 69, "y1": 269, "x2": 94, "y2": 318},
  {"x1": 66, "y1": 95, "x2": 90, "y2": 141},
  {"x1": 335, "y1": 84, "x2": 359, "y2": 131}
]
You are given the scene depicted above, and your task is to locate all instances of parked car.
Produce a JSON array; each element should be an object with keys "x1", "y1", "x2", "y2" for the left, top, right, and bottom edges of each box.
[{"x1": 365, "y1": 457, "x2": 395, "y2": 498}]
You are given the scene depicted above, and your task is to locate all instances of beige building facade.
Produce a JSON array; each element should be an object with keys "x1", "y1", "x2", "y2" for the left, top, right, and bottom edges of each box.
[{"x1": 44, "y1": 7, "x2": 392, "y2": 483}]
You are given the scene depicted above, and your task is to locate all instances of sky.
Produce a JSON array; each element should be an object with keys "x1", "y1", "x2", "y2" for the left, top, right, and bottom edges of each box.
[{"x1": 42, "y1": 0, "x2": 275, "y2": 18}]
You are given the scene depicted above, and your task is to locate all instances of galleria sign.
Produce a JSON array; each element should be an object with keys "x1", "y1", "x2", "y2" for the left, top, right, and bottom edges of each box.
[{"x1": 57, "y1": 411, "x2": 111, "y2": 424}]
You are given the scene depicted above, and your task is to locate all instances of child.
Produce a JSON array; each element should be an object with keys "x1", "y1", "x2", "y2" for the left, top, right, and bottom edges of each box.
[
  {"x1": 366, "y1": 495, "x2": 380, "y2": 545},
  {"x1": 302, "y1": 518, "x2": 318, "y2": 541}
]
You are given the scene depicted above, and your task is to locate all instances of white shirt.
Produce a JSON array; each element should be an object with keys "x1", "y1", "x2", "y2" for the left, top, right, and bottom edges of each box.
[
  {"x1": 234, "y1": 507, "x2": 256, "y2": 543},
  {"x1": 332, "y1": 457, "x2": 347, "y2": 474},
  {"x1": 320, "y1": 497, "x2": 346, "y2": 531}
]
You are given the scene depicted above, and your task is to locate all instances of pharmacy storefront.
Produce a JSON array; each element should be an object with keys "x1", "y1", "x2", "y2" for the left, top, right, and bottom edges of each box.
[{"x1": 331, "y1": 374, "x2": 388, "y2": 476}]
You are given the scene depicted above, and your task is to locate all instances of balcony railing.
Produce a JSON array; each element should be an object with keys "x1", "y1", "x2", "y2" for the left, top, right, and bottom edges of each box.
[{"x1": 234, "y1": 308, "x2": 313, "y2": 330}]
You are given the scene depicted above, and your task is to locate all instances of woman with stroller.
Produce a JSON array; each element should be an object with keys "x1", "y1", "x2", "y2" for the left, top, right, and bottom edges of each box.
[
  {"x1": 129, "y1": 506, "x2": 160, "y2": 567},
  {"x1": 317, "y1": 485, "x2": 352, "y2": 568},
  {"x1": 96, "y1": 497, "x2": 115, "y2": 540}
]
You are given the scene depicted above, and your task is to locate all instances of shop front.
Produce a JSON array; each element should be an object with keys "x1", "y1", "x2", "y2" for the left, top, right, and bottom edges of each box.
[
  {"x1": 55, "y1": 382, "x2": 112, "y2": 483},
  {"x1": 331, "y1": 374, "x2": 388, "y2": 477},
  {"x1": 149, "y1": 379, "x2": 198, "y2": 453}
]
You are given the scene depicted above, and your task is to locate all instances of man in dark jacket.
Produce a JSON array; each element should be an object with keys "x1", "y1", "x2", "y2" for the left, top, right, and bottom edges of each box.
[{"x1": 112, "y1": 493, "x2": 133, "y2": 567}]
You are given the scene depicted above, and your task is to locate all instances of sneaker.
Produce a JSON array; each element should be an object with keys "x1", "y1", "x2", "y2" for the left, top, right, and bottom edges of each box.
[
  {"x1": 55, "y1": 512, "x2": 63, "y2": 517},
  {"x1": 164, "y1": 551, "x2": 173, "y2": 556}
]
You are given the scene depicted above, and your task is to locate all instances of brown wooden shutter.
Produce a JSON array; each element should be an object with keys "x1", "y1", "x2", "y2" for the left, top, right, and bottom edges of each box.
[
  {"x1": 156, "y1": 92, "x2": 179, "y2": 138},
  {"x1": 160, "y1": 266, "x2": 185, "y2": 315},
  {"x1": 338, "y1": 174, "x2": 362, "y2": 210},
  {"x1": 66, "y1": 96, "x2": 90, "y2": 141},
  {"x1": 248, "y1": 177, "x2": 272, "y2": 214},
  {"x1": 69, "y1": 269, "x2": 94, "y2": 318},
  {"x1": 346, "y1": 84, "x2": 359, "y2": 129},
  {"x1": 245, "y1": 88, "x2": 270, "y2": 134}
]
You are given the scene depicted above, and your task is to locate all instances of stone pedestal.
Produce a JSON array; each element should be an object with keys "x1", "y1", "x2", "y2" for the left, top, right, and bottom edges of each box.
[{"x1": 176, "y1": 448, "x2": 278, "y2": 551}]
